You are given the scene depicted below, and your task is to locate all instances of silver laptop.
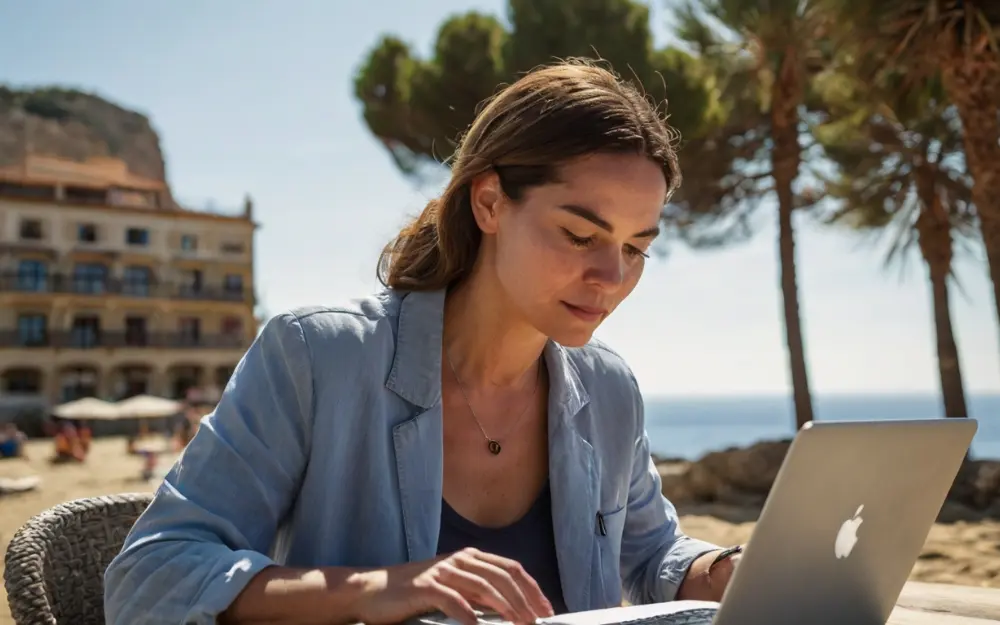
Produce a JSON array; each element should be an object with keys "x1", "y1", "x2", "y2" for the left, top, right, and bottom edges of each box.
[
  {"x1": 410, "y1": 418, "x2": 977, "y2": 625},
  {"x1": 712, "y1": 418, "x2": 977, "y2": 625}
]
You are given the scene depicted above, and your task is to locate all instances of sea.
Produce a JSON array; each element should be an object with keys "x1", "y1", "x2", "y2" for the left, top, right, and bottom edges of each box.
[{"x1": 642, "y1": 393, "x2": 1000, "y2": 461}]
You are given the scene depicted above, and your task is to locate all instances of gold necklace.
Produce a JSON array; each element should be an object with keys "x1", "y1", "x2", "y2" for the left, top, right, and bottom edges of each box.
[{"x1": 445, "y1": 351, "x2": 541, "y2": 455}]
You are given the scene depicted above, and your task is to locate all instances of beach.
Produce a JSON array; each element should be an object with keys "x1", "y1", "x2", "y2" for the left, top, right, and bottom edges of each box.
[{"x1": 2, "y1": 438, "x2": 999, "y2": 624}]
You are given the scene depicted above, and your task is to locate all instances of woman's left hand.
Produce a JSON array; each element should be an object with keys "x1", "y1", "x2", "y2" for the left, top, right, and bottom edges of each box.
[{"x1": 676, "y1": 547, "x2": 743, "y2": 602}]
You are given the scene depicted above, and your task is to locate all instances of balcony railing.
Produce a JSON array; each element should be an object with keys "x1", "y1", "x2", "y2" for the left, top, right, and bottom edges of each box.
[
  {"x1": 0, "y1": 272, "x2": 249, "y2": 302},
  {"x1": 0, "y1": 330, "x2": 248, "y2": 350}
]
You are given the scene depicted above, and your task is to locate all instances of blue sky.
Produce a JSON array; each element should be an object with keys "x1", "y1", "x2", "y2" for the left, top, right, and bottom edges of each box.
[{"x1": 2, "y1": 0, "x2": 998, "y2": 397}]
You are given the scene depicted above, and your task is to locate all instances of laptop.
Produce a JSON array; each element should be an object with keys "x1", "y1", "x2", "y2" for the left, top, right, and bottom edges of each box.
[
  {"x1": 712, "y1": 417, "x2": 977, "y2": 625},
  {"x1": 412, "y1": 418, "x2": 978, "y2": 625}
]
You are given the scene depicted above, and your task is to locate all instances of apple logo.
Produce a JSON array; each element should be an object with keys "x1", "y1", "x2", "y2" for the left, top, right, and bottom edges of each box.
[{"x1": 835, "y1": 505, "x2": 864, "y2": 559}]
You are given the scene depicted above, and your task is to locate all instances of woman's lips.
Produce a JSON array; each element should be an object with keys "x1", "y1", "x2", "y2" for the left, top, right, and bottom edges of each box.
[{"x1": 562, "y1": 301, "x2": 607, "y2": 322}]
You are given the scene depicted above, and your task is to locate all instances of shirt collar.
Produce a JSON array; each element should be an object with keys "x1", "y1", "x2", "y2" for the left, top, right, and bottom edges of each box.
[{"x1": 385, "y1": 289, "x2": 590, "y2": 420}]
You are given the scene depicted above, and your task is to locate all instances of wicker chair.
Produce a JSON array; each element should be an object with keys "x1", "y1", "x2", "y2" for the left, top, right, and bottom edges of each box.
[{"x1": 4, "y1": 492, "x2": 153, "y2": 625}]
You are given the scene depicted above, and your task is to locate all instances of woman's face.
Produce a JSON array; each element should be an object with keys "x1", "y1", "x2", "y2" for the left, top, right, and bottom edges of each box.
[{"x1": 474, "y1": 152, "x2": 666, "y2": 347}]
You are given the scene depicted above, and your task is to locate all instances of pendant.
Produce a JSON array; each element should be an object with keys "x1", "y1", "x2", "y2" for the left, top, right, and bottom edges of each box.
[{"x1": 487, "y1": 439, "x2": 502, "y2": 455}]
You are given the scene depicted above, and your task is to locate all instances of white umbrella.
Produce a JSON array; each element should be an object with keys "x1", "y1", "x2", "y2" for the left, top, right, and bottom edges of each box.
[
  {"x1": 114, "y1": 394, "x2": 183, "y2": 419},
  {"x1": 52, "y1": 397, "x2": 119, "y2": 420}
]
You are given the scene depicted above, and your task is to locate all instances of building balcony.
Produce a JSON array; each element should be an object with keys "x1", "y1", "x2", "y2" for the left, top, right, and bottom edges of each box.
[
  {"x1": 0, "y1": 272, "x2": 250, "y2": 303},
  {"x1": 0, "y1": 330, "x2": 248, "y2": 350}
]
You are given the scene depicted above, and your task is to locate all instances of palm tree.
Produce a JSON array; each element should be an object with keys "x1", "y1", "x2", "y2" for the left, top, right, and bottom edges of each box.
[
  {"x1": 667, "y1": 0, "x2": 830, "y2": 429},
  {"x1": 815, "y1": 70, "x2": 976, "y2": 418},
  {"x1": 824, "y1": 0, "x2": 1000, "y2": 354}
]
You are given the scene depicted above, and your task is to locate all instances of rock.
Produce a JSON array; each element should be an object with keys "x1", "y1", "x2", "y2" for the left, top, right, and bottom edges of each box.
[
  {"x1": 657, "y1": 440, "x2": 1000, "y2": 520},
  {"x1": 949, "y1": 460, "x2": 1000, "y2": 510},
  {"x1": 651, "y1": 453, "x2": 688, "y2": 465},
  {"x1": 659, "y1": 468, "x2": 695, "y2": 505},
  {"x1": 697, "y1": 440, "x2": 791, "y2": 495},
  {"x1": 681, "y1": 460, "x2": 725, "y2": 501},
  {"x1": 657, "y1": 439, "x2": 791, "y2": 506},
  {"x1": 0, "y1": 86, "x2": 176, "y2": 206}
]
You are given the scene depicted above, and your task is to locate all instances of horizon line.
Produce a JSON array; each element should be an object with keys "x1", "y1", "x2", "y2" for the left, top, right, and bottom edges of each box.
[{"x1": 643, "y1": 391, "x2": 1000, "y2": 399}]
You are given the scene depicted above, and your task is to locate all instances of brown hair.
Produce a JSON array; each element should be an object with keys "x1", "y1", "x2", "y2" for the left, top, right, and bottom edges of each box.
[{"x1": 377, "y1": 59, "x2": 682, "y2": 291}]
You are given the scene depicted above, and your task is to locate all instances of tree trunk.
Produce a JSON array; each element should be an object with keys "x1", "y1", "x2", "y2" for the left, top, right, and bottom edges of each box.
[
  {"x1": 941, "y1": 52, "x2": 1000, "y2": 358},
  {"x1": 915, "y1": 167, "x2": 969, "y2": 420},
  {"x1": 770, "y1": 51, "x2": 815, "y2": 430},
  {"x1": 927, "y1": 265, "x2": 969, "y2": 419}
]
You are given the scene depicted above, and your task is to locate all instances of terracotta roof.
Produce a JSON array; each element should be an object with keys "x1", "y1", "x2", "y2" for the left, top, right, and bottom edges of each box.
[{"x1": 0, "y1": 155, "x2": 165, "y2": 191}]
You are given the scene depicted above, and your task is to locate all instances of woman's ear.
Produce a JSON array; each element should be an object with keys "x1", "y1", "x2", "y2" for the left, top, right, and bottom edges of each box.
[{"x1": 469, "y1": 170, "x2": 503, "y2": 235}]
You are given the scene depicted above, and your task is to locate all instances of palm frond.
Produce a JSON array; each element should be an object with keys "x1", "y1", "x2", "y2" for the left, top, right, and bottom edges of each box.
[{"x1": 811, "y1": 43, "x2": 975, "y2": 273}]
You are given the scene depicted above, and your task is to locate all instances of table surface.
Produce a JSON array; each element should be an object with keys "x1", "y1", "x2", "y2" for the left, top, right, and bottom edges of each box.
[
  {"x1": 891, "y1": 581, "x2": 1000, "y2": 623},
  {"x1": 347, "y1": 582, "x2": 1000, "y2": 624},
  {"x1": 392, "y1": 582, "x2": 1000, "y2": 624}
]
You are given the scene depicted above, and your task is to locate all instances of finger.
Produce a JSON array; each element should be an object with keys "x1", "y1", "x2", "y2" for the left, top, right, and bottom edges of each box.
[
  {"x1": 428, "y1": 582, "x2": 479, "y2": 625},
  {"x1": 436, "y1": 563, "x2": 519, "y2": 623},
  {"x1": 474, "y1": 552, "x2": 554, "y2": 617},
  {"x1": 455, "y1": 554, "x2": 541, "y2": 622}
]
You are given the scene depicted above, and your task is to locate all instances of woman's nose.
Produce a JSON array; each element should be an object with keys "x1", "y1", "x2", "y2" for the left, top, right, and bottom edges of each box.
[{"x1": 586, "y1": 247, "x2": 626, "y2": 288}]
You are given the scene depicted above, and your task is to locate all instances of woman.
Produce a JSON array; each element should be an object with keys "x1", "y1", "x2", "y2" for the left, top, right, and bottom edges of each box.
[{"x1": 104, "y1": 60, "x2": 742, "y2": 625}]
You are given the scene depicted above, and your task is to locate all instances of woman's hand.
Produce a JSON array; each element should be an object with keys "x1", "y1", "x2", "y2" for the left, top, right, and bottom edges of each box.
[
  {"x1": 676, "y1": 547, "x2": 743, "y2": 602},
  {"x1": 350, "y1": 548, "x2": 554, "y2": 625}
]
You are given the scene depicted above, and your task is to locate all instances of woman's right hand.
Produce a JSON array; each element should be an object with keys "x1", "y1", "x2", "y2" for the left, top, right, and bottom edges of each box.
[{"x1": 350, "y1": 548, "x2": 555, "y2": 625}]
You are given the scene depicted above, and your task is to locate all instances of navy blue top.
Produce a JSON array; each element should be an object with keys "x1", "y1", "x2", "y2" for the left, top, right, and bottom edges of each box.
[{"x1": 437, "y1": 481, "x2": 568, "y2": 614}]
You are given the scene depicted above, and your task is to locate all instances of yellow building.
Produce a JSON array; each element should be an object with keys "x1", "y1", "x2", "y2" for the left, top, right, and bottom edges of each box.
[{"x1": 0, "y1": 155, "x2": 257, "y2": 405}]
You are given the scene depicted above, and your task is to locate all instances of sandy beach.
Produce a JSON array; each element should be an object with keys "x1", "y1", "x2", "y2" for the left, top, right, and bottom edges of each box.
[{"x1": 2, "y1": 438, "x2": 1000, "y2": 624}]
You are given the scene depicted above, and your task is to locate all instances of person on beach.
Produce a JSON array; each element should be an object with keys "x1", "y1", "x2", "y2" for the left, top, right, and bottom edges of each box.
[
  {"x1": 104, "y1": 60, "x2": 742, "y2": 625},
  {"x1": 0, "y1": 422, "x2": 26, "y2": 458},
  {"x1": 53, "y1": 421, "x2": 85, "y2": 462}
]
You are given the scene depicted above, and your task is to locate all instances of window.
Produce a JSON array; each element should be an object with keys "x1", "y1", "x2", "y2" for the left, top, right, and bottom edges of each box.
[
  {"x1": 125, "y1": 316, "x2": 147, "y2": 347},
  {"x1": 70, "y1": 315, "x2": 101, "y2": 348},
  {"x1": 220, "y1": 317, "x2": 243, "y2": 347},
  {"x1": 109, "y1": 189, "x2": 155, "y2": 208},
  {"x1": 178, "y1": 317, "x2": 200, "y2": 345},
  {"x1": 125, "y1": 227, "x2": 149, "y2": 246},
  {"x1": 0, "y1": 183, "x2": 55, "y2": 201},
  {"x1": 170, "y1": 366, "x2": 201, "y2": 400},
  {"x1": 221, "y1": 316, "x2": 243, "y2": 336},
  {"x1": 180, "y1": 234, "x2": 198, "y2": 252},
  {"x1": 16, "y1": 260, "x2": 47, "y2": 292},
  {"x1": 60, "y1": 367, "x2": 98, "y2": 402},
  {"x1": 2, "y1": 368, "x2": 42, "y2": 394},
  {"x1": 223, "y1": 274, "x2": 243, "y2": 294},
  {"x1": 221, "y1": 241, "x2": 244, "y2": 254},
  {"x1": 19, "y1": 219, "x2": 42, "y2": 240},
  {"x1": 179, "y1": 269, "x2": 203, "y2": 296},
  {"x1": 77, "y1": 223, "x2": 97, "y2": 243},
  {"x1": 17, "y1": 314, "x2": 47, "y2": 347},
  {"x1": 215, "y1": 365, "x2": 236, "y2": 388},
  {"x1": 122, "y1": 265, "x2": 152, "y2": 296},
  {"x1": 72, "y1": 263, "x2": 108, "y2": 294},
  {"x1": 119, "y1": 366, "x2": 152, "y2": 398},
  {"x1": 65, "y1": 186, "x2": 106, "y2": 204}
]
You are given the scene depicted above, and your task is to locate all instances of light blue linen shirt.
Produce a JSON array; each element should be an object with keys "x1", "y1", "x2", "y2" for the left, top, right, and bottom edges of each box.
[{"x1": 103, "y1": 288, "x2": 719, "y2": 624}]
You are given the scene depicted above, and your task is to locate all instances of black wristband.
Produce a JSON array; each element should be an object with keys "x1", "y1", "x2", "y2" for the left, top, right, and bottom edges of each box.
[{"x1": 709, "y1": 545, "x2": 743, "y2": 570}]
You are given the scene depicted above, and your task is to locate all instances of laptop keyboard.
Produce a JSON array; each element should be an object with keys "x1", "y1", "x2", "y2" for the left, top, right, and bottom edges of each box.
[{"x1": 596, "y1": 609, "x2": 717, "y2": 625}]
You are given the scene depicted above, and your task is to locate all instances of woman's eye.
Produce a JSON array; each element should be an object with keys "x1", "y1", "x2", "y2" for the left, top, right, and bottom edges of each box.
[
  {"x1": 625, "y1": 245, "x2": 650, "y2": 259},
  {"x1": 562, "y1": 228, "x2": 594, "y2": 248},
  {"x1": 563, "y1": 228, "x2": 649, "y2": 259}
]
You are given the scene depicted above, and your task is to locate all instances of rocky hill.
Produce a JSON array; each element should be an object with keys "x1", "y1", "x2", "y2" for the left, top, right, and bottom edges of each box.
[
  {"x1": 658, "y1": 438, "x2": 1000, "y2": 522},
  {"x1": 0, "y1": 86, "x2": 174, "y2": 204}
]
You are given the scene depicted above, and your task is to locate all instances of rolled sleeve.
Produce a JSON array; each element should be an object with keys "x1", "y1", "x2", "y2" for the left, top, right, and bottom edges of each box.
[
  {"x1": 619, "y1": 379, "x2": 720, "y2": 604},
  {"x1": 104, "y1": 312, "x2": 314, "y2": 625}
]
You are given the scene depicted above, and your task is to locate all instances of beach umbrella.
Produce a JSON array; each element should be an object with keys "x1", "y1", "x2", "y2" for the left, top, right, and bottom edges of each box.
[
  {"x1": 114, "y1": 394, "x2": 183, "y2": 419},
  {"x1": 52, "y1": 397, "x2": 119, "y2": 420}
]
